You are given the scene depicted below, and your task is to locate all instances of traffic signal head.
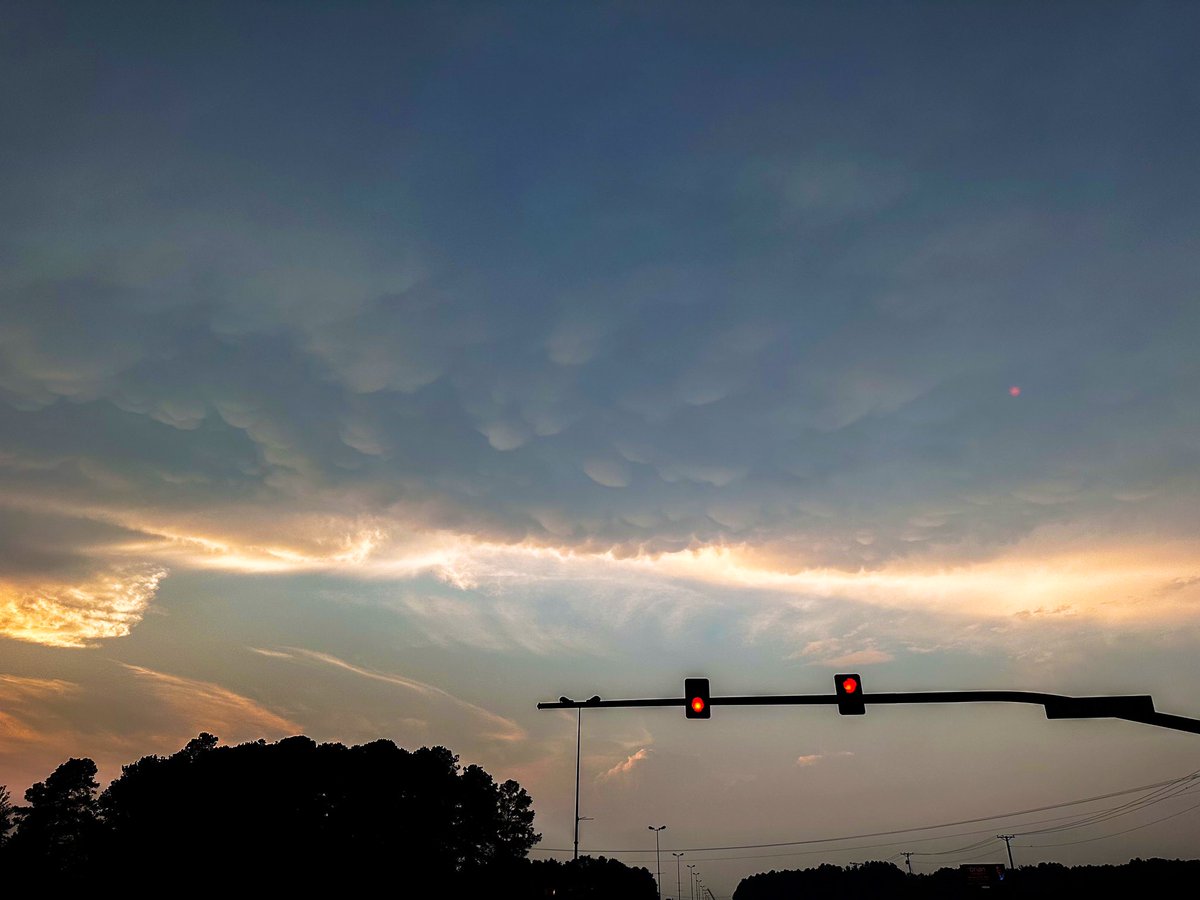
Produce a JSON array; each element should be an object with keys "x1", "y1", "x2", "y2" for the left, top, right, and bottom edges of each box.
[
  {"x1": 834, "y1": 673, "x2": 865, "y2": 715},
  {"x1": 685, "y1": 677, "x2": 711, "y2": 719}
]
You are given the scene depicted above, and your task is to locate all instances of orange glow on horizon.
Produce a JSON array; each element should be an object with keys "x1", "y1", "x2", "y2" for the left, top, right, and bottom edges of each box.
[{"x1": 5, "y1": 499, "x2": 1198, "y2": 650}]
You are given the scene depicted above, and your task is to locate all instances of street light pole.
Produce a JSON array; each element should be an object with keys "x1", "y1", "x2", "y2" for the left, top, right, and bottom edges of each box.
[
  {"x1": 648, "y1": 825, "x2": 667, "y2": 900},
  {"x1": 573, "y1": 707, "x2": 581, "y2": 860},
  {"x1": 687, "y1": 863, "x2": 696, "y2": 900},
  {"x1": 565, "y1": 696, "x2": 599, "y2": 861},
  {"x1": 672, "y1": 852, "x2": 684, "y2": 900}
]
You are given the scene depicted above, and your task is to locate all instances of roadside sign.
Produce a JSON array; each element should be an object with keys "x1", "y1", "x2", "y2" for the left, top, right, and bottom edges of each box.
[{"x1": 961, "y1": 864, "x2": 1006, "y2": 887}]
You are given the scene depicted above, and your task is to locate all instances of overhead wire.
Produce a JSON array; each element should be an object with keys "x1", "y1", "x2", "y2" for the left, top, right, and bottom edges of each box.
[
  {"x1": 529, "y1": 767, "x2": 1200, "y2": 856},
  {"x1": 1012, "y1": 775, "x2": 1200, "y2": 836},
  {"x1": 1019, "y1": 797, "x2": 1200, "y2": 849}
]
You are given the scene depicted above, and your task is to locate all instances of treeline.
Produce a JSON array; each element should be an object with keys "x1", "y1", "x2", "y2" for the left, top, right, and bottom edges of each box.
[
  {"x1": 0, "y1": 733, "x2": 655, "y2": 896},
  {"x1": 733, "y1": 857, "x2": 1200, "y2": 899}
]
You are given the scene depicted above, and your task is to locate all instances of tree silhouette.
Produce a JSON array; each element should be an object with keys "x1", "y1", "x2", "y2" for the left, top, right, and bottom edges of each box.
[
  {"x1": 7, "y1": 758, "x2": 101, "y2": 878},
  {"x1": 94, "y1": 733, "x2": 541, "y2": 889},
  {"x1": 732, "y1": 857, "x2": 1200, "y2": 899},
  {"x1": 525, "y1": 855, "x2": 658, "y2": 898},
  {"x1": 0, "y1": 785, "x2": 14, "y2": 846}
]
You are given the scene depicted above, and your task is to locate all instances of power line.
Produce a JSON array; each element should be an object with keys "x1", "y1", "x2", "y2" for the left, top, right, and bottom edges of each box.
[
  {"x1": 1020, "y1": 797, "x2": 1200, "y2": 849},
  {"x1": 1013, "y1": 777, "x2": 1200, "y2": 836},
  {"x1": 914, "y1": 837, "x2": 998, "y2": 857},
  {"x1": 604, "y1": 787, "x2": 1200, "y2": 865},
  {"x1": 528, "y1": 768, "x2": 1200, "y2": 855},
  {"x1": 573, "y1": 785, "x2": 1200, "y2": 869}
]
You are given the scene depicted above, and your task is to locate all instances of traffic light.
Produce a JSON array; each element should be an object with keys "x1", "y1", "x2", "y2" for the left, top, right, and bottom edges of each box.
[
  {"x1": 835, "y1": 673, "x2": 865, "y2": 715},
  {"x1": 685, "y1": 677, "x2": 711, "y2": 719}
]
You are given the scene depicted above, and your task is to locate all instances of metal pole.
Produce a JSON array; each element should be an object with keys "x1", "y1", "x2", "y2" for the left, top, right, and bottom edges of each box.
[
  {"x1": 537, "y1": 688, "x2": 1200, "y2": 737},
  {"x1": 657, "y1": 828, "x2": 662, "y2": 900},
  {"x1": 648, "y1": 825, "x2": 666, "y2": 900},
  {"x1": 673, "y1": 852, "x2": 684, "y2": 900},
  {"x1": 573, "y1": 708, "x2": 581, "y2": 860},
  {"x1": 688, "y1": 863, "x2": 695, "y2": 900}
]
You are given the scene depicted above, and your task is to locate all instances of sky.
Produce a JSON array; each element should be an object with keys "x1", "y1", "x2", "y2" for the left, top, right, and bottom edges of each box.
[{"x1": 2, "y1": 1, "x2": 1199, "y2": 893}]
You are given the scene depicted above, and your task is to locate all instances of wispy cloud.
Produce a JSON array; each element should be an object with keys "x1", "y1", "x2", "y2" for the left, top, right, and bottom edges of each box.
[
  {"x1": 598, "y1": 747, "x2": 654, "y2": 781},
  {"x1": 252, "y1": 647, "x2": 526, "y2": 743},
  {"x1": 121, "y1": 664, "x2": 300, "y2": 740},
  {"x1": 247, "y1": 647, "x2": 293, "y2": 659},
  {"x1": 820, "y1": 648, "x2": 895, "y2": 667},
  {"x1": 0, "y1": 675, "x2": 80, "y2": 744},
  {"x1": 0, "y1": 663, "x2": 302, "y2": 792},
  {"x1": 795, "y1": 751, "x2": 855, "y2": 767},
  {"x1": 793, "y1": 637, "x2": 895, "y2": 667},
  {"x1": 0, "y1": 674, "x2": 78, "y2": 696}
]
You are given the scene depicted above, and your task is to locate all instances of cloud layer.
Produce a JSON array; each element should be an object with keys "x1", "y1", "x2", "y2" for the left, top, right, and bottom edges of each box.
[{"x1": 3, "y1": 4, "x2": 1197, "y2": 653}]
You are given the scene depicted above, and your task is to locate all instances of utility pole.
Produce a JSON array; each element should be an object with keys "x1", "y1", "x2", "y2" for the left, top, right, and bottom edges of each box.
[
  {"x1": 997, "y1": 834, "x2": 1016, "y2": 869},
  {"x1": 902, "y1": 851, "x2": 914, "y2": 875},
  {"x1": 672, "y1": 852, "x2": 685, "y2": 900},
  {"x1": 649, "y1": 825, "x2": 667, "y2": 900}
]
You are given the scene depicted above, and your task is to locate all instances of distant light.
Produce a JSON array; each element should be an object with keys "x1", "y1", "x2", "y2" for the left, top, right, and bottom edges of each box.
[
  {"x1": 691, "y1": 696, "x2": 706, "y2": 714},
  {"x1": 1009, "y1": 386, "x2": 1021, "y2": 397},
  {"x1": 842, "y1": 677, "x2": 859, "y2": 694}
]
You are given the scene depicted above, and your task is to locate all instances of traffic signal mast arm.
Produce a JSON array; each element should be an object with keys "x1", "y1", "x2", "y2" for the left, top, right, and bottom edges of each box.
[{"x1": 536, "y1": 689, "x2": 1200, "y2": 735}]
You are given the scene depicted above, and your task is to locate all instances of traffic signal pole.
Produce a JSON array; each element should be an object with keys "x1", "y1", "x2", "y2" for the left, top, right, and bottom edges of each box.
[{"x1": 537, "y1": 687, "x2": 1200, "y2": 735}]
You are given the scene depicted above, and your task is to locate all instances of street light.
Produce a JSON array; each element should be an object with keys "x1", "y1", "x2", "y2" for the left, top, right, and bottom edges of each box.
[
  {"x1": 648, "y1": 825, "x2": 667, "y2": 900},
  {"x1": 566, "y1": 695, "x2": 600, "y2": 860},
  {"x1": 672, "y1": 852, "x2": 685, "y2": 900},
  {"x1": 687, "y1": 863, "x2": 696, "y2": 900}
]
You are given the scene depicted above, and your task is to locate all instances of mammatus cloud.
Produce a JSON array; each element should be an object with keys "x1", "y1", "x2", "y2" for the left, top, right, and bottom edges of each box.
[{"x1": 0, "y1": 3, "x2": 1195, "y2": 694}]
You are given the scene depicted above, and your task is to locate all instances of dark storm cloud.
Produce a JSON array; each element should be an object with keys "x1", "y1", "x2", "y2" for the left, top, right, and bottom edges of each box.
[{"x1": 1, "y1": 1, "x2": 1197, "y2": 576}]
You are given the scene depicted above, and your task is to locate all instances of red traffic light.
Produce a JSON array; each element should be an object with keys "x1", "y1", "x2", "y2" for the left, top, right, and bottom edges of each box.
[
  {"x1": 834, "y1": 672, "x2": 865, "y2": 715},
  {"x1": 685, "y1": 677, "x2": 711, "y2": 719}
]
